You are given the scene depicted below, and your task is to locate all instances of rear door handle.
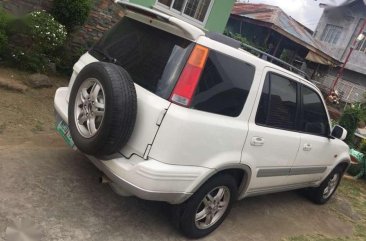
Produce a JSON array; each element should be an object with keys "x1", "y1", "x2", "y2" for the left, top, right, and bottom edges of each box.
[
  {"x1": 303, "y1": 144, "x2": 312, "y2": 151},
  {"x1": 251, "y1": 137, "x2": 264, "y2": 146}
]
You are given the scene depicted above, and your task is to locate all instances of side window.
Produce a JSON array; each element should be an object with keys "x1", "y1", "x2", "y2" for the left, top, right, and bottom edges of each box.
[
  {"x1": 191, "y1": 51, "x2": 255, "y2": 117},
  {"x1": 255, "y1": 73, "x2": 298, "y2": 131},
  {"x1": 301, "y1": 85, "x2": 329, "y2": 136}
]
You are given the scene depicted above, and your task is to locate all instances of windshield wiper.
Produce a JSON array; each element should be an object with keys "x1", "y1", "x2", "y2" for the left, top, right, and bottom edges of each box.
[{"x1": 91, "y1": 48, "x2": 120, "y2": 65}]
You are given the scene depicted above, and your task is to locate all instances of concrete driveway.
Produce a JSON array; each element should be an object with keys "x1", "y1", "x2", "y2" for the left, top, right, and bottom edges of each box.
[{"x1": 0, "y1": 132, "x2": 353, "y2": 241}]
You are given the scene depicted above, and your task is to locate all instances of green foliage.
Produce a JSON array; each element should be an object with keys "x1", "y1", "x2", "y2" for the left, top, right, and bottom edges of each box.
[
  {"x1": 0, "y1": 8, "x2": 10, "y2": 53},
  {"x1": 359, "y1": 139, "x2": 366, "y2": 154},
  {"x1": 339, "y1": 105, "x2": 364, "y2": 145},
  {"x1": 26, "y1": 11, "x2": 68, "y2": 52},
  {"x1": 51, "y1": 0, "x2": 92, "y2": 31},
  {"x1": 330, "y1": 119, "x2": 339, "y2": 129},
  {"x1": 4, "y1": 11, "x2": 67, "y2": 72},
  {"x1": 224, "y1": 29, "x2": 268, "y2": 53}
]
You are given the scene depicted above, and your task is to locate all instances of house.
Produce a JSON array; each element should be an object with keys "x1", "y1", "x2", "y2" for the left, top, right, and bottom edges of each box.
[
  {"x1": 127, "y1": 0, "x2": 235, "y2": 33},
  {"x1": 227, "y1": 3, "x2": 339, "y2": 78},
  {"x1": 313, "y1": 0, "x2": 366, "y2": 103}
]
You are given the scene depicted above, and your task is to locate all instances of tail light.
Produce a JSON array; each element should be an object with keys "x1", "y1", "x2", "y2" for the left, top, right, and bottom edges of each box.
[{"x1": 170, "y1": 45, "x2": 209, "y2": 107}]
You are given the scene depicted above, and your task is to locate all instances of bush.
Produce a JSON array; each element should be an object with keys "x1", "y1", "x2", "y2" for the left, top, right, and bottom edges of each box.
[
  {"x1": 359, "y1": 139, "x2": 366, "y2": 154},
  {"x1": 26, "y1": 11, "x2": 67, "y2": 52},
  {"x1": 4, "y1": 11, "x2": 67, "y2": 72},
  {"x1": 51, "y1": 0, "x2": 92, "y2": 31},
  {"x1": 0, "y1": 8, "x2": 10, "y2": 53},
  {"x1": 339, "y1": 105, "x2": 364, "y2": 145}
]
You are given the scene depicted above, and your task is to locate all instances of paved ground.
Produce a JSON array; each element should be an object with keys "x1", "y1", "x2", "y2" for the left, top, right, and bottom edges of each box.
[{"x1": 0, "y1": 132, "x2": 354, "y2": 241}]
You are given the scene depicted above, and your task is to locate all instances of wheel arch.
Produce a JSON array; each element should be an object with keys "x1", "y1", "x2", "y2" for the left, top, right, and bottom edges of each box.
[
  {"x1": 335, "y1": 159, "x2": 351, "y2": 174},
  {"x1": 190, "y1": 164, "x2": 252, "y2": 200}
]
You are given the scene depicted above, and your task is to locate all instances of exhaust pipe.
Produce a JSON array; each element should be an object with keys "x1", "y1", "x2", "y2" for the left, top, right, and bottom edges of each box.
[{"x1": 99, "y1": 175, "x2": 111, "y2": 184}]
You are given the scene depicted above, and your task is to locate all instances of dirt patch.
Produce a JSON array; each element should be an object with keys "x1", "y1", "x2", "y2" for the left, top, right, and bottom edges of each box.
[
  {"x1": 0, "y1": 77, "x2": 28, "y2": 93},
  {"x1": 0, "y1": 67, "x2": 68, "y2": 136}
]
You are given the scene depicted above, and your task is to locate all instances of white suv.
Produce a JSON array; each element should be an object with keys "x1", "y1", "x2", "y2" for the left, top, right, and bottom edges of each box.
[{"x1": 54, "y1": 2, "x2": 350, "y2": 238}]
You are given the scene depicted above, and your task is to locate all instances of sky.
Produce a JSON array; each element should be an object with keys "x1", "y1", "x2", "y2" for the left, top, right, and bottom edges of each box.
[{"x1": 242, "y1": 0, "x2": 345, "y2": 30}]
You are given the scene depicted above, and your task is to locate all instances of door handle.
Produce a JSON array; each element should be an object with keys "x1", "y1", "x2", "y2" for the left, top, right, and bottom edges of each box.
[
  {"x1": 303, "y1": 144, "x2": 312, "y2": 151},
  {"x1": 251, "y1": 137, "x2": 264, "y2": 146}
]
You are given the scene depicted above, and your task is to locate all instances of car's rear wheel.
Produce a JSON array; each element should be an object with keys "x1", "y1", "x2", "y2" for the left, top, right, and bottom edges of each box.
[
  {"x1": 68, "y1": 62, "x2": 137, "y2": 156},
  {"x1": 175, "y1": 174, "x2": 237, "y2": 238}
]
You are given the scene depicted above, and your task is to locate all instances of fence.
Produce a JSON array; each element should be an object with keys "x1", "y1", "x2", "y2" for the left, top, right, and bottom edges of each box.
[{"x1": 315, "y1": 75, "x2": 366, "y2": 103}]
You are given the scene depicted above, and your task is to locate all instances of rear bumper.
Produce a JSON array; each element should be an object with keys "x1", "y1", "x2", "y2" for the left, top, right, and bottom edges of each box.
[
  {"x1": 54, "y1": 87, "x2": 69, "y2": 123},
  {"x1": 87, "y1": 154, "x2": 211, "y2": 204},
  {"x1": 54, "y1": 87, "x2": 211, "y2": 204}
]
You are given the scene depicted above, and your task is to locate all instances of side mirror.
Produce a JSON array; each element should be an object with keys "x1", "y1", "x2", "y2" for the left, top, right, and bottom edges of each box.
[{"x1": 331, "y1": 125, "x2": 347, "y2": 141}]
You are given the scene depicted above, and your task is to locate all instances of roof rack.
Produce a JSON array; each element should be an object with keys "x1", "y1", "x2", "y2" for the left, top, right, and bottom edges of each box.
[
  {"x1": 206, "y1": 33, "x2": 312, "y2": 82},
  {"x1": 240, "y1": 43, "x2": 311, "y2": 80}
]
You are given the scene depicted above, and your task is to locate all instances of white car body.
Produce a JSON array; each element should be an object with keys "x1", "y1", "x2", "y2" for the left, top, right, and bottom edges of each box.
[{"x1": 54, "y1": 2, "x2": 350, "y2": 205}]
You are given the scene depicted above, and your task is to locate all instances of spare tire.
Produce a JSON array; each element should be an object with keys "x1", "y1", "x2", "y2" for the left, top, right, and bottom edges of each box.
[{"x1": 68, "y1": 62, "x2": 137, "y2": 156}]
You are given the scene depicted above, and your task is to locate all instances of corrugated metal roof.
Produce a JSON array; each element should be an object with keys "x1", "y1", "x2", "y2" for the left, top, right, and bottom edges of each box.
[{"x1": 231, "y1": 3, "x2": 339, "y2": 65}]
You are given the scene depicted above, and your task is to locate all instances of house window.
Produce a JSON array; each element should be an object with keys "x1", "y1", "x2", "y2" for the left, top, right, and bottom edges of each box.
[
  {"x1": 157, "y1": 0, "x2": 213, "y2": 23},
  {"x1": 356, "y1": 32, "x2": 366, "y2": 53},
  {"x1": 320, "y1": 24, "x2": 343, "y2": 44}
]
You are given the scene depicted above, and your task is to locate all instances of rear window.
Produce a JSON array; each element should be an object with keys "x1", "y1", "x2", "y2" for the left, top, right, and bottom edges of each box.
[
  {"x1": 89, "y1": 18, "x2": 193, "y2": 99},
  {"x1": 191, "y1": 51, "x2": 255, "y2": 117}
]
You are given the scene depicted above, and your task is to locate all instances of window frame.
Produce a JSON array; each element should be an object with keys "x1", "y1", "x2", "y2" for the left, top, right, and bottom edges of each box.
[
  {"x1": 320, "y1": 24, "x2": 343, "y2": 45},
  {"x1": 254, "y1": 72, "x2": 301, "y2": 132},
  {"x1": 254, "y1": 71, "x2": 331, "y2": 137},
  {"x1": 154, "y1": 0, "x2": 214, "y2": 26},
  {"x1": 355, "y1": 31, "x2": 366, "y2": 53},
  {"x1": 299, "y1": 84, "x2": 331, "y2": 138}
]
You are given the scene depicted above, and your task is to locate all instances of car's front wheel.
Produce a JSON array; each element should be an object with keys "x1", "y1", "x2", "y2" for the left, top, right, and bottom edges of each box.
[
  {"x1": 175, "y1": 174, "x2": 238, "y2": 238},
  {"x1": 308, "y1": 167, "x2": 343, "y2": 204}
]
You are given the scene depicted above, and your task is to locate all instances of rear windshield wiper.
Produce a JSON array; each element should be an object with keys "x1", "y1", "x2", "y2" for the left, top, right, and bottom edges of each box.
[{"x1": 91, "y1": 48, "x2": 120, "y2": 65}]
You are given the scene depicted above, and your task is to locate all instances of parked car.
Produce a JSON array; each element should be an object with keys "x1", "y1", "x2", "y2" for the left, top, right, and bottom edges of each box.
[{"x1": 54, "y1": 1, "x2": 350, "y2": 238}]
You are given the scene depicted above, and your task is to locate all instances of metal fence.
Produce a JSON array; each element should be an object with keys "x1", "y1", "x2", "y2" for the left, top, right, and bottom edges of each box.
[{"x1": 315, "y1": 75, "x2": 366, "y2": 103}]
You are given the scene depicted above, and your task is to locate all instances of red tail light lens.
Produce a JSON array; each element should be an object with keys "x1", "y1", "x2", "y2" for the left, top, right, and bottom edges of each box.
[{"x1": 170, "y1": 45, "x2": 209, "y2": 107}]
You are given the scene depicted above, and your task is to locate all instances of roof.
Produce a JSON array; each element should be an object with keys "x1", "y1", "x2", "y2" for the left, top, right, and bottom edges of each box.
[
  {"x1": 320, "y1": 0, "x2": 366, "y2": 8},
  {"x1": 231, "y1": 3, "x2": 339, "y2": 66}
]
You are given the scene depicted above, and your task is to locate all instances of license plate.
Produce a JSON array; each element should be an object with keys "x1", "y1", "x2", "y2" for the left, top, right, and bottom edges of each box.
[{"x1": 55, "y1": 116, "x2": 76, "y2": 149}]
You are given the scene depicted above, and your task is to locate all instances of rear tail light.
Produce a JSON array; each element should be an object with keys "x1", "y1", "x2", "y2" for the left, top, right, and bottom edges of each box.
[{"x1": 170, "y1": 45, "x2": 209, "y2": 107}]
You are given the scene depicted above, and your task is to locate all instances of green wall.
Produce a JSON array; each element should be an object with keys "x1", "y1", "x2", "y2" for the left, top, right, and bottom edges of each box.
[
  {"x1": 128, "y1": 0, "x2": 235, "y2": 33},
  {"x1": 205, "y1": 0, "x2": 235, "y2": 33}
]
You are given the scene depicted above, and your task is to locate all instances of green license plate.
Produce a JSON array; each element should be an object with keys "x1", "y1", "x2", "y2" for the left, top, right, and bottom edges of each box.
[{"x1": 56, "y1": 117, "x2": 75, "y2": 149}]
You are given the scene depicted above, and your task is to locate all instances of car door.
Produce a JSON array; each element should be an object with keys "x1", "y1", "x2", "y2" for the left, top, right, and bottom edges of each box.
[
  {"x1": 289, "y1": 84, "x2": 335, "y2": 184},
  {"x1": 243, "y1": 69, "x2": 301, "y2": 194}
]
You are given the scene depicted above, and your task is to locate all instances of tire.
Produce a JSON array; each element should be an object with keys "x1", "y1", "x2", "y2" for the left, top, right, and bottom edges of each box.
[
  {"x1": 308, "y1": 167, "x2": 343, "y2": 204},
  {"x1": 68, "y1": 62, "x2": 137, "y2": 156},
  {"x1": 175, "y1": 174, "x2": 238, "y2": 239}
]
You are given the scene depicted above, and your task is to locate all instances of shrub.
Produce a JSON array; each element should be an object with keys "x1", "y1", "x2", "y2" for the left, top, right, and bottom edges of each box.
[
  {"x1": 339, "y1": 105, "x2": 364, "y2": 145},
  {"x1": 359, "y1": 139, "x2": 366, "y2": 154},
  {"x1": 51, "y1": 0, "x2": 92, "y2": 31},
  {"x1": 0, "y1": 8, "x2": 10, "y2": 53},
  {"x1": 5, "y1": 11, "x2": 67, "y2": 72},
  {"x1": 26, "y1": 11, "x2": 67, "y2": 52}
]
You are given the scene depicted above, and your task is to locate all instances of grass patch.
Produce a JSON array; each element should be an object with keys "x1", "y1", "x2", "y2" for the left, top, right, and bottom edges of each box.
[
  {"x1": 32, "y1": 120, "x2": 44, "y2": 133},
  {"x1": 283, "y1": 179, "x2": 366, "y2": 241},
  {"x1": 283, "y1": 234, "x2": 343, "y2": 241},
  {"x1": 0, "y1": 122, "x2": 6, "y2": 134}
]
